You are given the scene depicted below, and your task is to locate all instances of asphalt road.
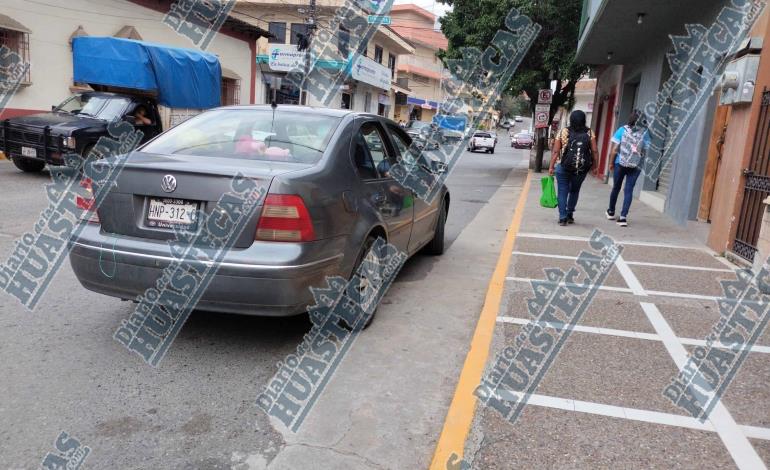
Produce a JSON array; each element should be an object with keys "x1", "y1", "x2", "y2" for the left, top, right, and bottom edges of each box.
[{"x1": 0, "y1": 129, "x2": 528, "y2": 469}]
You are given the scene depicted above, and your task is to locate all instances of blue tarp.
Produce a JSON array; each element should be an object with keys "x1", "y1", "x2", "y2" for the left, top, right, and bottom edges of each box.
[
  {"x1": 433, "y1": 115, "x2": 467, "y2": 132},
  {"x1": 72, "y1": 37, "x2": 221, "y2": 109}
]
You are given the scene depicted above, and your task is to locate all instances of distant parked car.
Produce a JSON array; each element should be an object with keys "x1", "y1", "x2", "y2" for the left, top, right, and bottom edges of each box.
[
  {"x1": 500, "y1": 120, "x2": 513, "y2": 129},
  {"x1": 468, "y1": 131, "x2": 496, "y2": 153},
  {"x1": 68, "y1": 106, "x2": 450, "y2": 320},
  {"x1": 511, "y1": 132, "x2": 534, "y2": 149},
  {"x1": 514, "y1": 115, "x2": 523, "y2": 122}
]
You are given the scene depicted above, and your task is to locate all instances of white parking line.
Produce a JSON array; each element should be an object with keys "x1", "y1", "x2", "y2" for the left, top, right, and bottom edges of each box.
[
  {"x1": 517, "y1": 232, "x2": 703, "y2": 250},
  {"x1": 615, "y1": 255, "x2": 647, "y2": 296},
  {"x1": 495, "y1": 390, "x2": 770, "y2": 441},
  {"x1": 505, "y1": 276, "x2": 720, "y2": 301},
  {"x1": 512, "y1": 251, "x2": 734, "y2": 272},
  {"x1": 640, "y1": 302, "x2": 766, "y2": 470},
  {"x1": 496, "y1": 316, "x2": 770, "y2": 354},
  {"x1": 612, "y1": 249, "x2": 767, "y2": 470}
]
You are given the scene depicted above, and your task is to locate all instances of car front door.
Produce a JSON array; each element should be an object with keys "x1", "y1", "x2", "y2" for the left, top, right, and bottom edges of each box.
[
  {"x1": 384, "y1": 123, "x2": 439, "y2": 254},
  {"x1": 351, "y1": 119, "x2": 413, "y2": 253}
]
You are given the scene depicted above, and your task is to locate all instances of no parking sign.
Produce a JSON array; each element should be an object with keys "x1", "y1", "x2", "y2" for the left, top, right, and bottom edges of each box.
[{"x1": 535, "y1": 104, "x2": 549, "y2": 129}]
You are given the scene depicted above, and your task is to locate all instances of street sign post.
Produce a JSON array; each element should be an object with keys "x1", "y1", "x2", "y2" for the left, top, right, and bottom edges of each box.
[
  {"x1": 367, "y1": 15, "x2": 392, "y2": 25},
  {"x1": 538, "y1": 89, "x2": 553, "y2": 104}
]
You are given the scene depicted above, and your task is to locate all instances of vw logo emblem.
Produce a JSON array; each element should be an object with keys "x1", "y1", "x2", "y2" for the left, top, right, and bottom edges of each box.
[{"x1": 161, "y1": 174, "x2": 177, "y2": 193}]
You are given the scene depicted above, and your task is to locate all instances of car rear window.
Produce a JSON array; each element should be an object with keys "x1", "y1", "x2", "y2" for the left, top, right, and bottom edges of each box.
[
  {"x1": 140, "y1": 109, "x2": 342, "y2": 164},
  {"x1": 475, "y1": 133, "x2": 491, "y2": 138}
]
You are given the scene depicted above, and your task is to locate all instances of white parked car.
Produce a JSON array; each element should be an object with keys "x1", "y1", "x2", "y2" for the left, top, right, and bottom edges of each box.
[
  {"x1": 514, "y1": 115, "x2": 523, "y2": 122},
  {"x1": 467, "y1": 131, "x2": 496, "y2": 154}
]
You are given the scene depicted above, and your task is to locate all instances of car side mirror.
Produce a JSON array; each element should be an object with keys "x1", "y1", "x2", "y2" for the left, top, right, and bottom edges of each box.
[{"x1": 51, "y1": 105, "x2": 57, "y2": 111}]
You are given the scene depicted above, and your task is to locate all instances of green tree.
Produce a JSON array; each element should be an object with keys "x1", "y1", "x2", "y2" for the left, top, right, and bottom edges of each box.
[{"x1": 439, "y1": 0, "x2": 588, "y2": 169}]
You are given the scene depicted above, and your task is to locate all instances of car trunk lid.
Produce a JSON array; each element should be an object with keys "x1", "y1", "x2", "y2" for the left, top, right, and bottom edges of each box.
[{"x1": 93, "y1": 152, "x2": 310, "y2": 248}]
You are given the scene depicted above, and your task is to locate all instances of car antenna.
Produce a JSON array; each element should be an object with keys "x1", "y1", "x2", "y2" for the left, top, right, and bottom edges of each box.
[{"x1": 269, "y1": 100, "x2": 277, "y2": 145}]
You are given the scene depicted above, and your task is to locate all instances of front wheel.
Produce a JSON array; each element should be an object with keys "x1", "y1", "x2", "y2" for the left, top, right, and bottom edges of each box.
[
  {"x1": 490, "y1": 147, "x2": 495, "y2": 154},
  {"x1": 425, "y1": 200, "x2": 447, "y2": 255},
  {"x1": 12, "y1": 156, "x2": 45, "y2": 173}
]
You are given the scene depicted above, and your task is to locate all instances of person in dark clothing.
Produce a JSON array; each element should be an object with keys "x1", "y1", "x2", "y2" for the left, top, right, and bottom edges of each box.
[{"x1": 548, "y1": 110, "x2": 598, "y2": 226}]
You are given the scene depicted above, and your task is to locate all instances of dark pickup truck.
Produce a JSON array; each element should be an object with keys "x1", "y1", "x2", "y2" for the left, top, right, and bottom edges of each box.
[
  {"x1": 2, "y1": 36, "x2": 223, "y2": 173},
  {"x1": 2, "y1": 91, "x2": 162, "y2": 172}
]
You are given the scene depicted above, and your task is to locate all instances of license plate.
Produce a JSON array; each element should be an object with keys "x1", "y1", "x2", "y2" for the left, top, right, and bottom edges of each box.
[
  {"x1": 146, "y1": 198, "x2": 198, "y2": 228},
  {"x1": 21, "y1": 146, "x2": 36, "y2": 158}
]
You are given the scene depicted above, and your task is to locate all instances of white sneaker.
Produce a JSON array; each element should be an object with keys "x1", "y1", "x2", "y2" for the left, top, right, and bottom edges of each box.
[
  {"x1": 606, "y1": 210, "x2": 616, "y2": 220},
  {"x1": 617, "y1": 217, "x2": 628, "y2": 227}
]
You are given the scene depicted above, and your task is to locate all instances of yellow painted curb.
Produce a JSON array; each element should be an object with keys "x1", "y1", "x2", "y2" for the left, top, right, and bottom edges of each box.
[{"x1": 429, "y1": 171, "x2": 532, "y2": 469}]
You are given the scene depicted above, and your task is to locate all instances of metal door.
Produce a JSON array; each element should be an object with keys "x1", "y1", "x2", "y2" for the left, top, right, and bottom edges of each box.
[{"x1": 733, "y1": 89, "x2": 770, "y2": 262}]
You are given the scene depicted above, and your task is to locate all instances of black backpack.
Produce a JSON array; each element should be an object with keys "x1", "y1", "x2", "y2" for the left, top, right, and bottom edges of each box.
[{"x1": 561, "y1": 129, "x2": 593, "y2": 173}]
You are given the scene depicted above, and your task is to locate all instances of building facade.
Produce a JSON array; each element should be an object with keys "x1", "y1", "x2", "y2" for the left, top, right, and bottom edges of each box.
[
  {"x1": 235, "y1": 0, "x2": 414, "y2": 120},
  {"x1": 577, "y1": 0, "x2": 739, "y2": 222},
  {"x1": 389, "y1": 4, "x2": 448, "y2": 123},
  {"x1": 578, "y1": 0, "x2": 770, "y2": 266},
  {"x1": 1, "y1": 0, "x2": 265, "y2": 121}
]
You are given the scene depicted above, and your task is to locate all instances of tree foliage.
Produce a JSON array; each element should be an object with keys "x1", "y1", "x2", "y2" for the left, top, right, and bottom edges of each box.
[{"x1": 438, "y1": 0, "x2": 588, "y2": 121}]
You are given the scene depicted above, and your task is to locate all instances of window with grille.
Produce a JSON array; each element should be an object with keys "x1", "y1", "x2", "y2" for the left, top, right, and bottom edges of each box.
[
  {"x1": 374, "y1": 45, "x2": 383, "y2": 64},
  {"x1": 388, "y1": 54, "x2": 396, "y2": 79},
  {"x1": 221, "y1": 77, "x2": 240, "y2": 105},
  {"x1": 0, "y1": 28, "x2": 31, "y2": 84}
]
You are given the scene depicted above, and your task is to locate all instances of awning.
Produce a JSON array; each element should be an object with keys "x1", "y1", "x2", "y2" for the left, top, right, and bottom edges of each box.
[
  {"x1": 407, "y1": 96, "x2": 439, "y2": 109},
  {"x1": 0, "y1": 14, "x2": 31, "y2": 34},
  {"x1": 222, "y1": 67, "x2": 242, "y2": 80},
  {"x1": 391, "y1": 83, "x2": 410, "y2": 95},
  {"x1": 576, "y1": 0, "x2": 713, "y2": 65}
]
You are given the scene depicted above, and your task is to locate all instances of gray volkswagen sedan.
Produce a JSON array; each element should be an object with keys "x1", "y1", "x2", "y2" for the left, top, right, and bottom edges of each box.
[{"x1": 68, "y1": 106, "x2": 449, "y2": 317}]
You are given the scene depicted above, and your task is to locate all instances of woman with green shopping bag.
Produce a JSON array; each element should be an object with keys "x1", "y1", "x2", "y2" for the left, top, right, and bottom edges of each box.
[
  {"x1": 548, "y1": 110, "x2": 598, "y2": 226},
  {"x1": 540, "y1": 175, "x2": 558, "y2": 208}
]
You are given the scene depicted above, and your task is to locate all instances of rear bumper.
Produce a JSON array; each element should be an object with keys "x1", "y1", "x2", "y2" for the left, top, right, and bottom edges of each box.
[{"x1": 67, "y1": 224, "x2": 346, "y2": 316}]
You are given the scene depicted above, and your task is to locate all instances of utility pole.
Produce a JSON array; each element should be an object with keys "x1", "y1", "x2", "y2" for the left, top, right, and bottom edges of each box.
[{"x1": 301, "y1": 0, "x2": 316, "y2": 106}]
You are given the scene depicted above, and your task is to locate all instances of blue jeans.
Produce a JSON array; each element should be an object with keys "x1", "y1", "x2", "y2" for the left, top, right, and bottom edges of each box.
[
  {"x1": 555, "y1": 164, "x2": 587, "y2": 221},
  {"x1": 608, "y1": 165, "x2": 642, "y2": 218}
]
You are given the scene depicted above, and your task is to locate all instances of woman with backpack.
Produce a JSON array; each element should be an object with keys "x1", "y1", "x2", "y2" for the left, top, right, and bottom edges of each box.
[
  {"x1": 606, "y1": 110, "x2": 647, "y2": 227},
  {"x1": 548, "y1": 110, "x2": 598, "y2": 226}
]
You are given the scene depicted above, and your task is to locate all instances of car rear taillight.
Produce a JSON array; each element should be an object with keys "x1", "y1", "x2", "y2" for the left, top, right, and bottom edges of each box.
[
  {"x1": 255, "y1": 194, "x2": 315, "y2": 242},
  {"x1": 76, "y1": 177, "x2": 100, "y2": 224}
]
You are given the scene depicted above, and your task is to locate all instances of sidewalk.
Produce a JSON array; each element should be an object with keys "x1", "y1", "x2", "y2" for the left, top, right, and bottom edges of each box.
[
  {"x1": 525, "y1": 167, "x2": 715, "y2": 250},
  {"x1": 461, "y1": 167, "x2": 770, "y2": 469}
]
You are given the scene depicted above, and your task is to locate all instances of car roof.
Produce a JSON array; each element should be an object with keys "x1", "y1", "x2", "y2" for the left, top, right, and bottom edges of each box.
[{"x1": 218, "y1": 104, "x2": 358, "y2": 118}]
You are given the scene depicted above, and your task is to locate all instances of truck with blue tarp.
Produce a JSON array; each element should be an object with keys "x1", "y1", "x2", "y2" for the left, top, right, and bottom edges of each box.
[
  {"x1": 431, "y1": 114, "x2": 468, "y2": 143},
  {"x1": 2, "y1": 36, "x2": 222, "y2": 173}
]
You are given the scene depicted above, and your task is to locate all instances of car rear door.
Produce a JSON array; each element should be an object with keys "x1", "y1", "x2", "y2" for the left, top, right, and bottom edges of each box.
[
  {"x1": 384, "y1": 123, "x2": 438, "y2": 253},
  {"x1": 351, "y1": 119, "x2": 413, "y2": 252}
]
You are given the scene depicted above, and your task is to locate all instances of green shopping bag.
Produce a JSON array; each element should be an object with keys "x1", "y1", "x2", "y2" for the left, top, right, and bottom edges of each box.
[{"x1": 540, "y1": 176, "x2": 558, "y2": 208}]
